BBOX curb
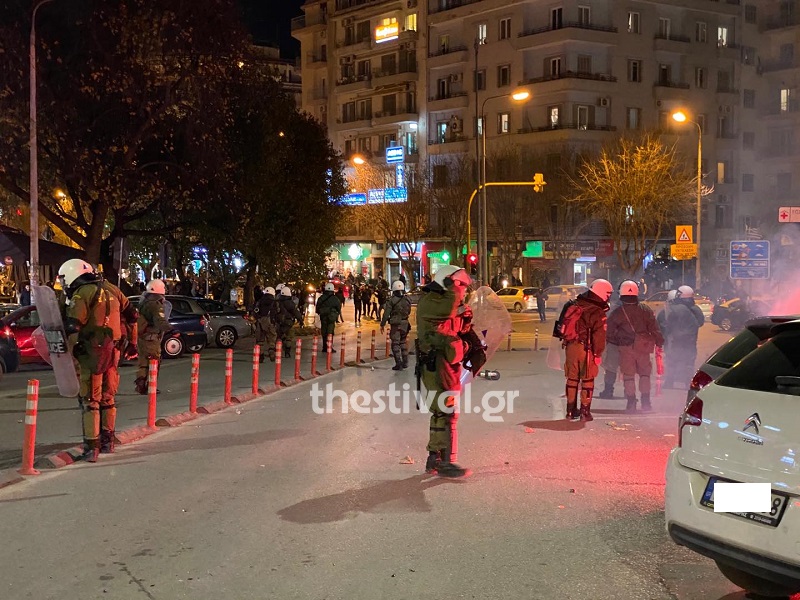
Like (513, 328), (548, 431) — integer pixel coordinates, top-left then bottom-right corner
(115, 425), (158, 446)
(36, 445), (84, 469)
(230, 391), (262, 404)
(156, 411), (200, 428)
(0, 471), (24, 490)
(196, 400), (229, 415)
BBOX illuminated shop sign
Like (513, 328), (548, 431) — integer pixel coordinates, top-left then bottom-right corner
(375, 19), (399, 43)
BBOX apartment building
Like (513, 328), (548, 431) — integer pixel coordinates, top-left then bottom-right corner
(295, 0), (768, 285)
(252, 45), (303, 107)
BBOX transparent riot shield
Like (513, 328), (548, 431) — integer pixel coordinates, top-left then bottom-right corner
(460, 286), (513, 385)
(30, 285), (80, 397)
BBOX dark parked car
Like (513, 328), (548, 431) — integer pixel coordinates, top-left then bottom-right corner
(1, 305), (45, 364)
(0, 323), (20, 375)
(128, 296), (211, 358)
(711, 297), (770, 331)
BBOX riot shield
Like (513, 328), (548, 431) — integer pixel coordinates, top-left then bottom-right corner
(460, 286), (513, 386)
(31, 285), (80, 397)
(163, 299), (172, 319)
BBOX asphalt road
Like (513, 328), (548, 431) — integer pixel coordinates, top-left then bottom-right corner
(0, 304), (750, 600)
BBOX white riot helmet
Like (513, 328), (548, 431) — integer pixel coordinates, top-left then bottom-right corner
(281, 286), (292, 296)
(57, 259), (95, 287)
(146, 279), (166, 295)
(325, 283), (335, 292)
(589, 278), (614, 301)
(264, 286), (275, 296)
(276, 283), (285, 292)
(433, 265), (471, 288)
(392, 280), (404, 292)
(677, 285), (694, 298)
(667, 289), (678, 301)
(619, 280), (639, 297)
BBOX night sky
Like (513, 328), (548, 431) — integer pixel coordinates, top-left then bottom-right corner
(240, 0), (303, 58)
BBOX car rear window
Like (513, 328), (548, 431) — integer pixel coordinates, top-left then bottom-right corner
(523, 288), (536, 295)
(706, 328), (761, 369)
(715, 329), (800, 393)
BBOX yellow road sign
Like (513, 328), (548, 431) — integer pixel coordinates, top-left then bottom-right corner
(676, 225), (693, 244)
(671, 243), (697, 260)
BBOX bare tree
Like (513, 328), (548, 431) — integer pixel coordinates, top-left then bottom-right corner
(430, 154), (474, 263)
(569, 133), (697, 274)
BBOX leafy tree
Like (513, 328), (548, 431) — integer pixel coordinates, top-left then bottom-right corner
(569, 133), (697, 274)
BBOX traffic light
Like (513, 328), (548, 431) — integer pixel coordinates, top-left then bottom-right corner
(466, 253), (478, 275)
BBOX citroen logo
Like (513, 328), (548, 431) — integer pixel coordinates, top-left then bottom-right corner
(744, 413), (761, 435)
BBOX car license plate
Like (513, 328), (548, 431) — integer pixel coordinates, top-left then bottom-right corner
(700, 477), (788, 527)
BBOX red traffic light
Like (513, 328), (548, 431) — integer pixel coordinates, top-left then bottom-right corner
(467, 253), (478, 264)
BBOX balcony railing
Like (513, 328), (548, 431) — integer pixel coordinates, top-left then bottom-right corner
(428, 91), (469, 101)
(291, 14), (327, 31)
(520, 71), (617, 85)
(428, 134), (471, 145)
(518, 123), (617, 134)
(430, 0), (482, 14)
(518, 21), (617, 37)
(339, 114), (372, 124)
(761, 16), (800, 32)
(336, 74), (371, 86)
(761, 59), (799, 73)
(373, 65), (417, 79)
(654, 33), (691, 43)
(428, 44), (469, 58)
(654, 80), (691, 89)
(308, 53), (327, 64)
(716, 86), (739, 94)
(335, 0), (396, 13)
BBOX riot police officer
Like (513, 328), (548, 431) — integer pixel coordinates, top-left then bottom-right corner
(134, 279), (173, 394)
(380, 280), (412, 370)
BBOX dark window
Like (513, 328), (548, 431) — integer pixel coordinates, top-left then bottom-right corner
(743, 131), (755, 149)
(743, 89), (755, 108)
(745, 4), (757, 23)
(197, 299), (224, 313)
(170, 299), (194, 314)
(707, 328), (761, 369)
(742, 173), (754, 191)
(715, 330), (800, 393)
(433, 164), (449, 188)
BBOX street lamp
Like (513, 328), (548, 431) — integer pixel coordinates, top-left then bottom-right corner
(29, 0), (55, 290)
(478, 89), (531, 285)
(672, 110), (703, 288)
(352, 154), (366, 166)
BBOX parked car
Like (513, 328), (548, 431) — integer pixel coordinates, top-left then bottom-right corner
(193, 297), (251, 348)
(665, 318), (800, 598)
(1, 305), (45, 364)
(128, 296), (212, 358)
(542, 285), (588, 313)
(643, 291), (714, 321)
(687, 315), (800, 402)
(496, 286), (537, 313)
(0, 323), (20, 375)
(711, 297), (771, 331)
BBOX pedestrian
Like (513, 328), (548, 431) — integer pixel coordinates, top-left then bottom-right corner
(316, 283), (342, 352)
(399, 272), (406, 286)
(416, 265), (484, 477)
(380, 281), (412, 370)
(253, 285), (263, 305)
(59, 259), (138, 462)
(335, 286), (346, 323)
(554, 279), (612, 421)
(663, 285), (704, 389)
(360, 285), (374, 320)
(253, 286), (278, 362)
(535, 288), (546, 322)
(376, 284), (388, 321)
(639, 277), (648, 299)
(353, 284), (363, 327)
(19, 283), (31, 306)
(134, 279), (174, 395)
(276, 286), (304, 357)
(606, 280), (665, 413)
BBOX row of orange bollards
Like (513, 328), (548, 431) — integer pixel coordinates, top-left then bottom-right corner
(18, 330), (395, 475)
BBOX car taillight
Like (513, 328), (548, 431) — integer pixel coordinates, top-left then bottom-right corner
(689, 369), (714, 394)
(200, 318), (207, 326)
(3, 326), (11, 337)
(523, 295), (530, 301)
(678, 397), (703, 447)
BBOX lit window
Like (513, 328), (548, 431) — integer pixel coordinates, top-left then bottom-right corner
(627, 12), (640, 34)
(498, 112), (510, 134)
(477, 23), (487, 43)
(549, 106), (560, 128)
(717, 26), (728, 47)
(405, 14), (417, 32)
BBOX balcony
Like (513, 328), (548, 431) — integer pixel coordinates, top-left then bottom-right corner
(428, 45), (469, 69)
(716, 86), (739, 96)
(653, 33), (690, 53)
(520, 71), (617, 86)
(516, 22), (616, 49)
(429, 0), (482, 15)
(335, 74), (371, 91)
(654, 80), (690, 89)
(519, 21), (617, 37)
(336, 115), (372, 130)
(291, 14), (327, 32)
(763, 101), (800, 116)
(761, 16), (800, 32)
(427, 134), (472, 155)
(372, 109), (418, 126)
(760, 59), (799, 73)
(518, 123), (617, 134)
(306, 53), (328, 69)
(372, 65), (418, 86)
(335, 0), (399, 15)
(427, 91), (470, 111)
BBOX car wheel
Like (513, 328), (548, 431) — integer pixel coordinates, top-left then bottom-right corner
(513, 303), (523, 313)
(162, 335), (185, 359)
(715, 561), (799, 598)
(720, 317), (732, 331)
(215, 326), (237, 348)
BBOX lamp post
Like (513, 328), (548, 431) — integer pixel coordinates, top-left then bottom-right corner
(29, 0), (55, 291)
(672, 110), (702, 288)
(478, 90), (530, 284)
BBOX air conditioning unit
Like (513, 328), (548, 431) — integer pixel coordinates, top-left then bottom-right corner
(718, 105), (732, 113)
(407, 0), (418, 7)
(598, 97), (610, 107)
(449, 73), (462, 83)
(449, 117), (462, 132)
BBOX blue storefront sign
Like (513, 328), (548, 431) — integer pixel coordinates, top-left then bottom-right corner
(730, 241), (770, 279)
(342, 193), (367, 206)
(386, 146), (405, 164)
(368, 187), (407, 204)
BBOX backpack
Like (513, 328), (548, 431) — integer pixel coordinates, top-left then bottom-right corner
(553, 300), (584, 343)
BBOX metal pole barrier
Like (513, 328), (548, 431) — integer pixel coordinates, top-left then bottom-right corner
(294, 338), (302, 381)
(370, 329), (376, 360)
(339, 332), (346, 368)
(507, 331), (512, 352)
(385, 331), (391, 357)
(147, 359), (158, 429)
(534, 328), (539, 351)
(311, 335), (319, 376)
(326, 334), (333, 372)
(18, 379), (40, 475)
(189, 353), (200, 413)
(356, 330), (362, 363)
(252, 344), (260, 394)
(224, 348), (233, 405)
(275, 340), (283, 387)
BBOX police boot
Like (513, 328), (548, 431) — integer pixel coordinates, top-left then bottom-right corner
(565, 401), (580, 420)
(100, 430), (115, 454)
(134, 377), (147, 395)
(436, 448), (470, 478)
(625, 397), (638, 413)
(259, 353), (266, 364)
(268, 348), (276, 362)
(597, 388), (615, 399)
(425, 451), (441, 474)
(82, 439), (99, 463)
(392, 359), (403, 371)
(580, 403), (594, 421)
(640, 395), (652, 412)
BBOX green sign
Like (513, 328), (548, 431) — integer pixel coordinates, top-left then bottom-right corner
(522, 241), (544, 258)
(426, 250), (451, 263)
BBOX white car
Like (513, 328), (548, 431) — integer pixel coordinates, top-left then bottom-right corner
(665, 319), (800, 597)
(495, 286), (537, 313)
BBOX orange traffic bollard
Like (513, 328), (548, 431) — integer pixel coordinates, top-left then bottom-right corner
(189, 353), (200, 413)
(311, 335), (319, 376)
(534, 328), (539, 351)
(326, 335), (333, 372)
(294, 339), (302, 381)
(339, 333), (346, 368)
(275, 340), (283, 387)
(224, 348), (233, 405)
(18, 379), (40, 476)
(356, 330), (362, 363)
(370, 330), (376, 360)
(252, 345), (260, 394)
(147, 359), (158, 429)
